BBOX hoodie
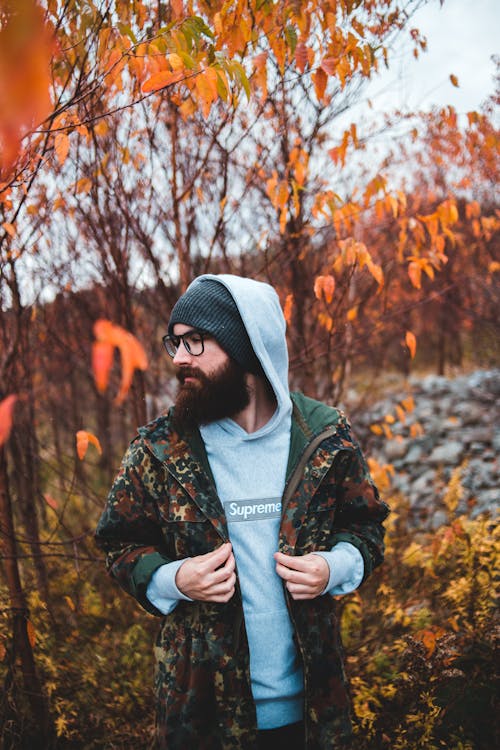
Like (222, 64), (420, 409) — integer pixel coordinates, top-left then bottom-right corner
(147, 274), (363, 729)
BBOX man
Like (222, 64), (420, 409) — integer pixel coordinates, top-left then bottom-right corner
(95, 274), (389, 750)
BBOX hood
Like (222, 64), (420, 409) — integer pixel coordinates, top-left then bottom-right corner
(183, 274), (292, 424)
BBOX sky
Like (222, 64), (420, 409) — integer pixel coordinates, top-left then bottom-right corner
(366, 0), (499, 115)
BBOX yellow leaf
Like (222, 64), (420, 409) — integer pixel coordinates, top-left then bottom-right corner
(405, 330), (417, 359)
(168, 53), (184, 71)
(346, 306), (358, 321)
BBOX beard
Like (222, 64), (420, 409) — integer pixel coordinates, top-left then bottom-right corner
(173, 358), (250, 431)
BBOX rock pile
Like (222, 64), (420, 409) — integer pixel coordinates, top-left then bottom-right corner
(354, 369), (499, 529)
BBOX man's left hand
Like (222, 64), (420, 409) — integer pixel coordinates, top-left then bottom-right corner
(274, 552), (329, 599)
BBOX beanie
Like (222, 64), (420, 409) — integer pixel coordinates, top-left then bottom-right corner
(168, 279), (262, 375)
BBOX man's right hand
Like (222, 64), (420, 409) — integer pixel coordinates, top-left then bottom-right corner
(175, 542), (236, 602)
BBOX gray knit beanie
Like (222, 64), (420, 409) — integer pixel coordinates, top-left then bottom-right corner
(168, 279), (262, 375)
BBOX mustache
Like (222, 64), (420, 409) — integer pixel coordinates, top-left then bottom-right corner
(176, 366), (207, 385)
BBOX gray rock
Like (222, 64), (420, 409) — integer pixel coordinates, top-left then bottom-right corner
(428, 442), (463, 465)
(385, 439), (408, 461)
(431, 510), (449, 529)
(405, 444), (424, 464)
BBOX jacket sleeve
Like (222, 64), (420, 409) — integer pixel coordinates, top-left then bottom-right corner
(94, 437), (172, 616)
(329, 431), (390, 582)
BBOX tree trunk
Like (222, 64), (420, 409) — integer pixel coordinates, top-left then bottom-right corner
(0, 448), (53, 748)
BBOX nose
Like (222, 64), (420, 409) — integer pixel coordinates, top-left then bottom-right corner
(172, 341), (193, 366)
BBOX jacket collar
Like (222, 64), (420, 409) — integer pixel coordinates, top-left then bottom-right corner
(138, 414), (229, 541)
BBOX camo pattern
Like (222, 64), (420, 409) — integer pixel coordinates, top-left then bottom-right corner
(95, 394), (389, 749)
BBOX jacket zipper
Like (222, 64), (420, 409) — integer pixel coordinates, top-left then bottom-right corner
(280, 423), (339, 748)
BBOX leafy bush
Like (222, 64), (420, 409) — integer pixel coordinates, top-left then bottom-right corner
(343, 468), (499, 749)
(1, 470), (498, 748)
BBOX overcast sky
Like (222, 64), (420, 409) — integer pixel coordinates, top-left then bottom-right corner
(366, 0), (499, 115)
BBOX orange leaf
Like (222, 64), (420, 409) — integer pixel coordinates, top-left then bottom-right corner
(93, 319), (148, 403)
(367, 261), (384, 287)
(76, 430), (102, 460)
(54, 132), (70, 165)
(405, 330), (417, 359)
(312, 68), (327, 101)
(283, 293), (294, 325)
(26, 620), (36, 648)
(142, 69), (185, 93)
(408, 261), (422, 289)
(450, 74), (459, 88)
(2, 222), (15, 237)
(92, 340), (114, 393)
(0, 1), (54, 176)
(0, 395), (17, 447)
(401, 396), (415, 413)
(314, 275), (335, 304)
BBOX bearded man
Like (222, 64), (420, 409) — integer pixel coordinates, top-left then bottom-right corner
(95, 274), (389, 750)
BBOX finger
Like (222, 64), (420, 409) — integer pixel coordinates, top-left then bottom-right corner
(275, 562), (310, 584)
(199, 542), (233, 571)
(207, 572), (237, 597)
(209, 554), (236, 584)
(203, 573), (237, 602)
(273, 552), (311, 571)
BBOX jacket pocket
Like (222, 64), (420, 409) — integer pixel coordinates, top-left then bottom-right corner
(155, 483), (219, 558)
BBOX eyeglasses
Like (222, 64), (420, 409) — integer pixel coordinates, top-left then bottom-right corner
(162, 329), (209, 358)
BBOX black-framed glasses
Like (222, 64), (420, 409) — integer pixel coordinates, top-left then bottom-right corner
(162, 329), (209, 358)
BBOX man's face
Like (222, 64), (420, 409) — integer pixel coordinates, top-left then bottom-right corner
(172, 323), (250, 429)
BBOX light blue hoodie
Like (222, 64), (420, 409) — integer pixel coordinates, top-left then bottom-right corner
(147, 274), (363, 729)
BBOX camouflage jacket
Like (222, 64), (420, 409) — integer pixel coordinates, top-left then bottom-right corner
(95, 392), (389, 749)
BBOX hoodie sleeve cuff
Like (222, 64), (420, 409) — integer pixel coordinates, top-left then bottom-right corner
(313, 542), (364, 596)
(146, 559), (194, 615)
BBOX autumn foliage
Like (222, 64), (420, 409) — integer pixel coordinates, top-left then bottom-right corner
(0, 0), (498, 747)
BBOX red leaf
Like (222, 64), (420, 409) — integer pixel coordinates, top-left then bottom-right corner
(320, 57), (337, 76)
(0, 395), (17, 447)
(295, 42), (308, 74)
